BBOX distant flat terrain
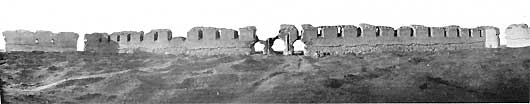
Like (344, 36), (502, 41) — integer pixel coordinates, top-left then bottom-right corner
(0, 48), (529, 103)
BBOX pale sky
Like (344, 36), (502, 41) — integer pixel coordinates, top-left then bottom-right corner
(0, 0), (529, 51)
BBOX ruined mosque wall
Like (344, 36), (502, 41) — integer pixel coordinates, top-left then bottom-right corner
(85, 29), (181, 54)
(301, 24), (499, 56)
(83, 26), (258, 55)
(3, 30), (78, 52)
(4, 24), (500, 56)
(177, 26), (258, 55)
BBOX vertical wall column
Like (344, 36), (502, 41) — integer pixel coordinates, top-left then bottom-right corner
(377, 26), (395, 38)
(445, 26), (460, 37)
(430, 27), (445, 37)
(322, 26), (338, 38)
(482, 26), (500, 48)
(359, 23), (377, 37)
(342, 25), (359, 38)
(459, 28), (471, 38)
(278, 24), (299, 55)
(239, 26), (257, 41)
(220, 29), (238, 40)
(411, 25), (430, 38)
(261, 38), (277, 55)
(301, 24), (318, 42)
(397, 26), (413, 37)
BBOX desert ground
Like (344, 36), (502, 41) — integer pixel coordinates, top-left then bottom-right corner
(1, 48), (529, 103)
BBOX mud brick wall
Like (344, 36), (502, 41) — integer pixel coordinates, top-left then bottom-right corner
(301, 23), (500, 56)
(3, 30), (78, 52)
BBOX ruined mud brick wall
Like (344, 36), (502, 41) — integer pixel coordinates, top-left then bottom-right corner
(83, 26), (258, 55)
(85, 29), (178, 54)
(301, 24), (499, 56)
(505, 24), (530, 47)
(84, 33), (119, 53)
(108, 29), (175, 53)
(3, 30), (78, 52)
(180, 26), (258, 55)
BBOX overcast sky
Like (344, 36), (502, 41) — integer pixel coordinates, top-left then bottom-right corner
(0, 0), (529, 51)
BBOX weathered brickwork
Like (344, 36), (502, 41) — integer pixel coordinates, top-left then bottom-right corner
(83, 26), (258, 55)
(3, 30), (78, 52)
(301, 24), (500, 56)
(3, 23), (503, 56)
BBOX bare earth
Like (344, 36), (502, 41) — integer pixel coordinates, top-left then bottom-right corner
(0, 48), (529, 103)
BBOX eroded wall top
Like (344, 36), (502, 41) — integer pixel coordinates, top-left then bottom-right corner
(184, 26), (258, 49)
(3, 30), (78, 52)
(301, 23), (495, 47)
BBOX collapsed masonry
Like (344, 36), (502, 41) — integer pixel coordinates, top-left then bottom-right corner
(299, 23), (500, 56)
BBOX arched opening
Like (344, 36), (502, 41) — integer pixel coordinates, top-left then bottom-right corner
(271, 39), (286, 54)
(198, 30), (203, 40)
(456, 29), (461, 37)
(98, 38), (102, 42)
(443, 29), (447, 37)
(375, 27), (381, 37)
(167, 31), (172, 41)
(410, 28), (414, 37)
(293, 40), (306, 55)
(253, 42), (265, 53)
(117, 35), (120, 41)
(107, 36), (111, 42)
(140, 34), (143, 41)
(35, 39), (39, 44)
(154, 32), (158, 41)
(337, 26), (343, 37)
(215, 30), (221, 39)
(51, 39), (55, 44)
(127, 34), (131, 41)
(393, 30), (398, 37)
(234, 31), (239, 39)
(356, 27), (362, 37)
(317, 28), (322, 37)
(468, 29), (472, 37)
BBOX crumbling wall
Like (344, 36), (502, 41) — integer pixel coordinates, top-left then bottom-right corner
(85, 29), (179, 54)
(108, 30), (175, 53)
(3, 30), (78, 52)
(301, 24), (498, 56)
(397, 26), (413, 37)
(505, 24), (530, 47)
(277, 24), (299, 55)
(180, 26), (258, 55)
(84, 33), (119, 53)
(482, 26), (500, 48)
(82, 26), (258, 55)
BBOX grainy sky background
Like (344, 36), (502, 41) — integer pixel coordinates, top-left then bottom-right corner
(0, 0), (529, 51)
